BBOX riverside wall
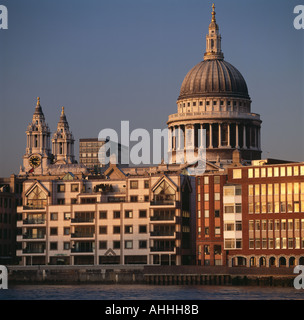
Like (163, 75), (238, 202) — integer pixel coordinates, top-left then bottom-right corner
(5, 265), (297, 287)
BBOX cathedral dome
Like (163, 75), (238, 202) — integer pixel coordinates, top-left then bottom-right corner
(178, 59), (250, 100)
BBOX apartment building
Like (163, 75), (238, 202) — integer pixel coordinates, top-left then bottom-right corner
(16, 163), (195, 266)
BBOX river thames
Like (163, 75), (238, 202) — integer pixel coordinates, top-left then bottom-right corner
(0, 284), (303, 300)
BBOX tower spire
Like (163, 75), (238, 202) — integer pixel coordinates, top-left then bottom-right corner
(211, 3), (216, 22)
(204, 3), (224, 60)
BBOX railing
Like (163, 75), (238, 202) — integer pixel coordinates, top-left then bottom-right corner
(23, 219), (46, 225)
(150, 200), (175, 206)
(71, 218), (95, 223)
(71, 248), (94, 253)
(23, 234), (46, 240)
(71, 233), (95, 238)
(23, 205), (45, 210)
(150, 215), (175, 221)
(150, 231), (175, 237)
(150, 247), (175, 252)
(22, 248), (45, 254)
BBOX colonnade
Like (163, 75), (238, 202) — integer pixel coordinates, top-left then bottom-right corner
(168, 122), (261, 151)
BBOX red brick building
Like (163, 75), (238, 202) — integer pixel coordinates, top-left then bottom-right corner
(196, 160), (304, 268)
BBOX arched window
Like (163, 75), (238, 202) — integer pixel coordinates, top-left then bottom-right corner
(27, 186), (47, 209)
(250, 257), (256, 267)
(289, 257), (296, 267)
(259, 257), (266, 267)
(279, 257), (286, 267)
(299, 257), (304, 265)
(269, 257), (276, 267)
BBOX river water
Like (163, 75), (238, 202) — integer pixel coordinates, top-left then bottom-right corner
(0, 284), (304, 300)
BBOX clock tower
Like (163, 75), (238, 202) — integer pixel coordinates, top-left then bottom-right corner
(20, 97), (52, 175)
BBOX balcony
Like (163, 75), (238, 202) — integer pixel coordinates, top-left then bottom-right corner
(150, 200), (176, 207)
(23, 218), (46, 225)
(150, 231), (175, 237)
(150, 247), (175, 252)
(71, 233), (95, 239)
(71, 218), (95, 224)
(23, 205), (45, 210)
(71, 248), (94, 253)
(23, 234), (46, 240)
(22, 247), (45, 254)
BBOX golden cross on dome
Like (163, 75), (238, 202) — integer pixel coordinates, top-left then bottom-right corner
(37, 97), (40, 105)
(61, 106), (65, 114)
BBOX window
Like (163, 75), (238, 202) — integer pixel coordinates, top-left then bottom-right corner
(204, 210), (209, 218)
(254, 168), (260, 178)
(99, 241), (107, 250)
(57, 185), (65, 192)
(64, 227), (70, 235)
(50, 227), (58, 236)
(214, 193), (220, 201)
(139, 225), (147, 233)
(71, 184), (79, 192)
(125, 240), (133, 249)
(215, 227), (221, 235)
(50, 242), (58, 250)
(113, 211), (120, 219)
(99, 226), (107, 234)
(64, 242), (70, 250)
(125, 225), (133, 234)
(26, 186), (47, 208)
(204, 176), (209, 185)
(99, 211), (107, 219)
(113, 241), (120, 249)
(57, 199), (65, 205)
(139, 240), (147, 249)
(125, 210), (133, 218)
(50, 213), (58, 221)
(236, 221), (242, 231)
(280, 166), (286, 176)
(233, 169), (242, 179)
(214, 176), (220, 184)
(274, 167), (279, 177)
(139, 210), (147, 218)
(267, 167), (273, 177)
(113, 226), (120, 234)
(130, 196), (138, 202)
(64, 212), (71, 220)
(248, 168), (253, 178)
(144, 180), (149, 189)
(130, 181), (138, 189)
(214, 210), (220, 218)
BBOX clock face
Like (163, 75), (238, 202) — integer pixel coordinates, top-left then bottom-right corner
(29, 156), (41, 168)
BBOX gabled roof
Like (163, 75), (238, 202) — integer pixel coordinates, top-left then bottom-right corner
(24, 181), (50, 197)
(151, 175), (178, 192)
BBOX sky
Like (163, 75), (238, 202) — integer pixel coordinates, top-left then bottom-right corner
(0, 0), (303, 176)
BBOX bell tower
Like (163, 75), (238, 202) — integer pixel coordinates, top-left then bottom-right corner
(52, 107), (75, 164)
(20, 97), (52, 175)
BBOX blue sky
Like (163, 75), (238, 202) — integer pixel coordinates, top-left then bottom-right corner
(0, 0), (303, 176)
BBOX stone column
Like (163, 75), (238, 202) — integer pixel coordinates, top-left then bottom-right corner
(209, 123), (213, 148)
(227, 123), (231, 148)
(200, 124), (204, 148)
(218, 123), (222, 147)
(235, 123), (239, 148)
(243, 125), (247, 149)
(168, 127), (172, 152)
